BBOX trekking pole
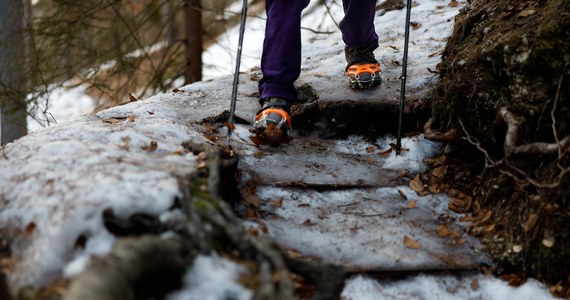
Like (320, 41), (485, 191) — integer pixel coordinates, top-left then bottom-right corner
(227, 0), (248, 142)
(396, 0), (413, 155)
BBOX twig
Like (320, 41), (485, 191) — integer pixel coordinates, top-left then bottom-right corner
(458, 118), (502, 168)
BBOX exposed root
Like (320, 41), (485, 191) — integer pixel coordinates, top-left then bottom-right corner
(424, 117), (460, 142)
(498, 107), (570, 155)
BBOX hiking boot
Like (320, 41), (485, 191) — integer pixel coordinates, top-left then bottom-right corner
(345, 46), (382, 90)
(251, 97), (292, 146)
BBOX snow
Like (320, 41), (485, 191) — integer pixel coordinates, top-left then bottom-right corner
(166, 255), (253, 300)
(0, 0), (556, 299)
(342, 273), (555, 300)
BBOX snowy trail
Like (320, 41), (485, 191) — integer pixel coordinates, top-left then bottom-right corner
(0, 0), (556, 299)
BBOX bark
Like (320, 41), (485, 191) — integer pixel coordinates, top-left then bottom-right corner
(184, 0), (203, 84)
(0, 0), (27, 144)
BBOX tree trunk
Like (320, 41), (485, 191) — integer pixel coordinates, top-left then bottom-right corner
(0, 0), (27, 144)
(184, 0), (203, 84)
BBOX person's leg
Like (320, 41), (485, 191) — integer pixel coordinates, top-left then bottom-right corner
(340, 0), (381, 89)
(258, 0), (310, 104)
(339, 0), (378, 50)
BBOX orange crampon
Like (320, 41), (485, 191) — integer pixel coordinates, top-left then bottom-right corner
(346, 63), (382, 90)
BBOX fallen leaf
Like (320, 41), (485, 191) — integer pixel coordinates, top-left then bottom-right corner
(365, 157), (376, 164)
(518, 9), (536, 17)
(428, 183), (440, 194)
(407, 200), (417, 209)
(523, 213), (539, 233)
(378, 147), (393, 156)
(142, 141), (158, 152)
(432, 166), (448, 178)
(366, 146), (376, 153)
(404, 235), (420, 249)
(436, 224), (451, 237)
(246, 208), (257, 220)
(254, 151), (265, 159)
(119, 136), (131, 150)
(126, 115), (136, 122)
(302, 219), (314, 226)
(243, 194), (260, 208)
(448, 197), (471, 213)
(471, 278), (479, 290)
(225, 121), (236, 131)
(449, 0), (458, 7)
(350, 225), (360, 232)
(24, 222), (36, 237)
(499, 274), (527, 287)
(128, 93), (138, 102)
(453, 238), (466, 245)
(258, 220), (269, 234)
(411, 21), (422, 30)
(398, 189), (408, 200)
(273, 198), (283, 208)
(103, 117), (121, 124)
(172, 88), (181, 93)
(409, 174), (424, 194)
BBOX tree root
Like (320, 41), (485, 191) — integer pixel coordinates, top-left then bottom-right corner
(423, 117), (460, 142)
(498, 107), (570, 155)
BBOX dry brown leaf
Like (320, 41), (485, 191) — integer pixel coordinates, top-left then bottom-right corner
(225, 121), (236, 131)
(518, 9), (536, 17)
(366, 146), (376, 153)
(258, 219), (269, 234)
(411, 21), (422, 30)
(409, 174), (424, 194)
(246, 208), (257, 220)
(254, 151), (265, 159)
(365, 157), (377, 164)
(103, 117), (121, 124)
(128, 93), (138, 102)
(398, 189), (408, 200)
(273, 198), (283, 208)
(142, 141), (158, 152)
(24, 222), (36, 237)
(499, 274), (527, 287)
(378, 147), (393, 156)
(404, 235), (420, 249)
(448, 197), (472, 213)
(302, 219), (314, 226)
(243, 194), (260, 208)
(523, 213), (539, 233)
(119, 136), (131, 150)
(436, 224), (451, 237)
(428, 183), (440, 194)
(432, 166), (448, 178)
(453, 238), (466, 245)
(448, 0), (458, 7)
(471, 278), (479, 290)
(407, 200), (417, 209)
(449, 230), (461, 239)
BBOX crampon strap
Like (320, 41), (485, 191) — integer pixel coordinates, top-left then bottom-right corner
(254, 108), (292, 129)
(346, 63), (381, 77)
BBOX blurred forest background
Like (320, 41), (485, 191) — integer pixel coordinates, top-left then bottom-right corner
(0, 0), (268, 144)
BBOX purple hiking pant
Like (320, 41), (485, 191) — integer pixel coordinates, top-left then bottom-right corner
(259, 0), (379, 104)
